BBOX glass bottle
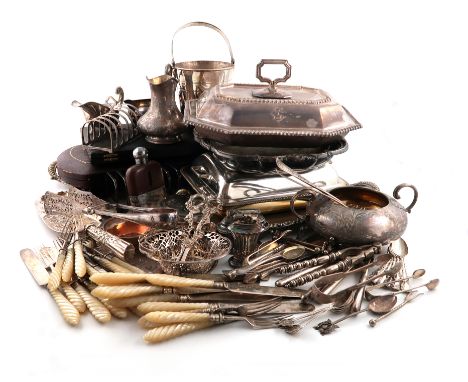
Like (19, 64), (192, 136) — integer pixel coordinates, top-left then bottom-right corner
(125, 147), (165, 207)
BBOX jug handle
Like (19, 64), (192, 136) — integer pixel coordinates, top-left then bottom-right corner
(393, 183), (418, 213)
(290, 189), (316, 219)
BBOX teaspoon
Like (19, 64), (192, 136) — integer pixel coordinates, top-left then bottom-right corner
(314, 294), (398, 335)
(369, 291), (422, 327)
(367, 268), (425, 291)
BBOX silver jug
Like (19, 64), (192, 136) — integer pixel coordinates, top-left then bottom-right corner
(137, 74), (186, 144)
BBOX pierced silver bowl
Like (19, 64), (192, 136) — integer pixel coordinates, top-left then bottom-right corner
(139, 229), (231, 275)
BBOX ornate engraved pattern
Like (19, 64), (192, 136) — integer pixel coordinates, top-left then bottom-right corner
(306, 189), (410, 244)
(139, 229), (231, 275)
(86, 225), (134, 259)
(214, 86), (331, 105)
(192, 119), (361, 138)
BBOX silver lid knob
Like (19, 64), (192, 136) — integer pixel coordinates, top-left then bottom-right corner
(133, 147), (148, 165)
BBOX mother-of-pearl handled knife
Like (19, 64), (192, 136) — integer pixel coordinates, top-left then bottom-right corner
(90, 272), (304, 298)
(20, 248), (80, 326)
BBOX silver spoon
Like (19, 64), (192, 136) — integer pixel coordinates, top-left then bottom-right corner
(366, 268), (426, 294)
(372, 268), (425, 287)
(315, 294), (398, 335)
(248, 245), (305, 268)
(243, 230), (291, 266)
(371, 278), (439, 298)
(369, 291), (422, 327)
(225, 246), (305, 281)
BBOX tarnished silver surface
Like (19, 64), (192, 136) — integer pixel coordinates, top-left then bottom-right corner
(185, 60), (361, 147)
(85, 224), (135, 261)
(277, 245), (381, 288)
(227, 209), (269, 267)
(77, 87), (142, 153)
(291, 184), (418, 244)
(252, 59), (292, 99)
(39, 190), (136, 261)
(167, 21), (234, 104)
(195, 131), (348, 175)
(38, 186), (178, 228)
(139, 229), (232, 275)
(181, 153), (347, 208)
(137, 74), (186, 144)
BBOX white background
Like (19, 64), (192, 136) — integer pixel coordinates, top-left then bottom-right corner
(1, 0), (467, 380)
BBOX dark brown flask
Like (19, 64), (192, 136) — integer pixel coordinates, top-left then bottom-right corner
(125, 147), (165, 207)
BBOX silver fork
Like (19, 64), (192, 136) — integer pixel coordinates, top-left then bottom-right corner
(219, 312), (299, 329)
(138, 297), (282, 315)
(37, 246), (87, 314)
(138, 309), (297, 330)
(39, 245), (112, 323)
(278, 292), (355, 334)
(47, 218), (76, 291)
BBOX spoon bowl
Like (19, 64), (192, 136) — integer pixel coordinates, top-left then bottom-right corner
(281, 246), (306, 261)
(368, 295), (397, 314)
(426, 278), (440, 291)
